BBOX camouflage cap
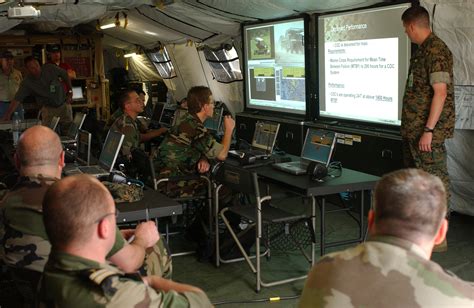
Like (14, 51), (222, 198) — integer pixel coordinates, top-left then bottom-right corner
(102, 181), (144, 203)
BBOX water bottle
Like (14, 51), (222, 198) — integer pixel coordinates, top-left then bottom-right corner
(12, 112), (21, 146)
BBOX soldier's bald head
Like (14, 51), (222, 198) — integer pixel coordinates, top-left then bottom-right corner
(16, 125), (63, 168)
(373, 168), (446, 240)
(43, 175), (115, 249)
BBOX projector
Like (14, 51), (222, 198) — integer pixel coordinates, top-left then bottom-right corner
(8, 6), (41, 18)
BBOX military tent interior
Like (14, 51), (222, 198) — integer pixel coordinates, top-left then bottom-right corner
(0, 0), (473, 306)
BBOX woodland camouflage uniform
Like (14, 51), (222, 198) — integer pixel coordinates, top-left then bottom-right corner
(401, 32), (455, 202)
(299, 236), (474, 308)
(155, 113), (222, 198)
(110, 113), (141, 157)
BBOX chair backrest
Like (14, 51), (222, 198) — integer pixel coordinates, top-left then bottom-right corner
(215, 163), (261, 198)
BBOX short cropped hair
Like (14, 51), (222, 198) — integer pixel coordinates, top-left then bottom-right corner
(374, 168), (446, 240)
(43, 175), (112, 249)
(187, 86), (212, 114)
(117, 89), (137, 110)
(16, 126), (62, 168)
(401, 6), (430, 28)
(24, 56), (38, 66)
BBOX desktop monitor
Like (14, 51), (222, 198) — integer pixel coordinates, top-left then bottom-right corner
(151, 102), (165, 123)
(160, 107), (176, 127)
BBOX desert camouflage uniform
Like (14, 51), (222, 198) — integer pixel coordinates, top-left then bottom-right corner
(0, 175), (126, 273)
(110, 113), (141, 157)
(39, 251), (212, 308)
(299, 236), (474, 308)
(155, 113), (222, 198)
(401, 33), (455, 202)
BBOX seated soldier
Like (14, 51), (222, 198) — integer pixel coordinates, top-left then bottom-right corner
(110, 89), (167, 160)
(299, 169), (474, 308)
(40, 175), (212, 307)
(155, 86), (235, 198)
(0, 126), (171, 300)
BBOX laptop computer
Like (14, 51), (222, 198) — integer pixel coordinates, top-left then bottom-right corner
(72, 86), (85, 101)
(76, 129), (91, 165)
(48, 116), (60, 131)
(60, 112), (86, 144)
(273, 128), (336, 175)
(160, 107), (176, 128)
(150, 102), (165, 124)
(203, 106), (223, 133)
(229, 121), (280, 159)
(67, 130), (124, 177)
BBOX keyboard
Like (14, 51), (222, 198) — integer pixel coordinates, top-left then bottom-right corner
(78, 166), (106, 174)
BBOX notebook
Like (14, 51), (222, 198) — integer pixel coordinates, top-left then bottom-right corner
(72, 86), (85, 101)
(229, 121), (280, 159)
(66, 130), (124, 177)
(203, 106), (223, 133)
(273, 129), (337, 175)
(48, 116), (60, 131)
(151, 102), (165, 125)
(75, 129), (91, 165)
(60, 112), (86, 144)
(159, 107), (176, 127)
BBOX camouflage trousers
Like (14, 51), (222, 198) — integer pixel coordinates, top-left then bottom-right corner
(158, 178), (208, 199)
(143, 238), (172, 279)
(402, 139), (450, 206)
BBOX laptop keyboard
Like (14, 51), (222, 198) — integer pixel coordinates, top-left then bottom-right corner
(78, 166), (106, 174)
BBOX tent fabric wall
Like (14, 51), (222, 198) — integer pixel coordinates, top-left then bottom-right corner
(421, 0), (474, 214)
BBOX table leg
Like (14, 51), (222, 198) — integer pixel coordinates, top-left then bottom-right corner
(320, 197), (326, 256)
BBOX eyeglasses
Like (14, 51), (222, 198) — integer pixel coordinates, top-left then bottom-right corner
(93, 209), (120, 224)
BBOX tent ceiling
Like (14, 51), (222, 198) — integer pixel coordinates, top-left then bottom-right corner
(0, 0), (391, 49)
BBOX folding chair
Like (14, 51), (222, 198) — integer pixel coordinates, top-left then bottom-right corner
(133, 151), (213, 257)
(214, 163), (314, 292)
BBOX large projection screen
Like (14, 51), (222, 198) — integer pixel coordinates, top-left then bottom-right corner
(318, 3), (411, 126)
(243, 17), (308, 116)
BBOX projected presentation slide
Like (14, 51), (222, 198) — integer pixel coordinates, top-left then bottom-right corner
(318, 3), (411, 126)
(244, 18), (306, 115)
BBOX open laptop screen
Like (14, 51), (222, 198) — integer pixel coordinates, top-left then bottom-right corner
(151, 103), (165, 123)
(66, 112), (85, 138)
(72, 86), (84, 101)
(99, 130), (124, 171)
(252, 121), (280, 151)
(160, 107), (175, 126)
(301, 129), (336, 166)
(76, 130), (91, 165)
(203, 107), (223, 132)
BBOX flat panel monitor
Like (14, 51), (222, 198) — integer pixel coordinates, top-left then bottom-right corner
(318, 3), (411, 126)
(243, 16), (308, 116)
(151, 102), (165, 123)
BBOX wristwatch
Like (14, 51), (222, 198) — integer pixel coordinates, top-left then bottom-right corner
(423, 126), (434, 133)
